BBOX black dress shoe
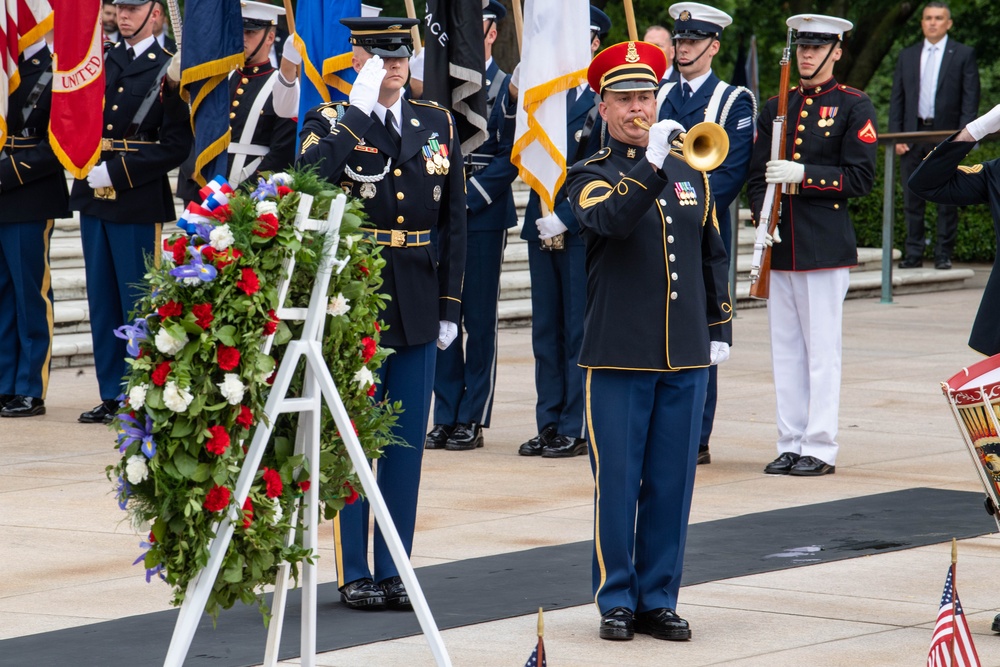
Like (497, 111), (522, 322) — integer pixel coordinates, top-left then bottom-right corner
(79, 399), (119, 424)
(763, 451), (800, 475)
(788, 455), (835, 476)
(635, 608), (691, 641)
(339, 577), (386, 610)
(379, 576), (412, 611)
(898, 257), (923, 269)
(542, 434), (588, 458)
(518, 424), (556, 456)
(445, 423), (484, 451)
(599, 606), (634, 640)
(697, 446), (711, 465)
(1, 395), (45, 418)
(992, 612), (1000, 633)
(424, 424), (453, 450)
(935, 257), (952, 270)
(0, 394), (14, 410)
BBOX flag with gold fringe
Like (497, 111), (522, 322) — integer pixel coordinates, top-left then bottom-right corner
(49, 0), (103, 178)
(510, 0), (590, 211)
(1, 0), (53, 146)
(180, 0), (243, 187)
(293, 0), (360, 124)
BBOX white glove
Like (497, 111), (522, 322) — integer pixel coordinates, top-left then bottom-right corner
(646, 119), (685, 170)
(282, 35), (302, 65)
(966, 103), (1000, 141)
(710, 341), (730, 365)
(536, 213), (568, 240)
(437, 320), (458, 350)
(510, 63), (520, 91)
(87, 162), (112, 189)
(765, 160), (805, 184)
(350, 55), (386, 116)
(167, 50), (181, 83)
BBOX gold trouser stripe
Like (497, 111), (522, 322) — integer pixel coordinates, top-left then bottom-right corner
(39, 219), (54, 399)
(586, 368), (607, 608)
(153, 223), (162, 270)
(333, 512), (345, 587)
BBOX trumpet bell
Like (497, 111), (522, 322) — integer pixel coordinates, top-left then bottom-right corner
(678, 121), (730, 172)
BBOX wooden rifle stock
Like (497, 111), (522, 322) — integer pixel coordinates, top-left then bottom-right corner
(748, 31), (794, 300)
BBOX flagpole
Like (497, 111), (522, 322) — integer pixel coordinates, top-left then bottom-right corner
(403, 0), (423, 55)
(282, 0), (295, 35)
(949, 538), (957, 666)
(512, 0), (523, 55)
(623, 0), (638, 41)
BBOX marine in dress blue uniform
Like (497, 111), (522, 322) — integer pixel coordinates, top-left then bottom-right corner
(0, 41), (67, 418)
(657, 2), (754, 464)
(296, 17), (466, 611)
(747, 15), (877, 476)
(566, 41), (732, 642)
(426, 0), (518, 452)
(517, 6), (610, 459)
(71, 0), (192, 424)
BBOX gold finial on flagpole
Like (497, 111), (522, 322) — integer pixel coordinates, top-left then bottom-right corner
(537, 607), (544, 638)
(951, 537), (957, 564)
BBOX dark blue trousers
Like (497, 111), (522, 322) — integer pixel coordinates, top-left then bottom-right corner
(587, 366), (708, 614)
(80, 216), (160, 400)
(334, 340), (435, 585)
(0, 220), (54, 398)
(433, 229), (506, 427)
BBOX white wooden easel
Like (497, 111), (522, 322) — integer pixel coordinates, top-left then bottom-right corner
(163, 193), (452, 666)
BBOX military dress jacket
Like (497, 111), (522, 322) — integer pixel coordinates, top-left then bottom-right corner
(176, 61), (297, 204)
(909, 136), (1000, 356)
(69, 40), (192, 223)
(464, 59), (517, 231)
(297, 99), (466, 348)
(566, 137), (732, 371)
(0, 47), (69, 223)
(747, 77), (878, 271)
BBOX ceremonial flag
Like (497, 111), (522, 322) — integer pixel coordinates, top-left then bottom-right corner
(423, 0), (487, 154)
(928, 567), (980, 667)
(50, 0), (103, 178)
(0, 0), (53, 145)
(293, 0), (360, 125)
(511, 0), (590, 211)
(523, 638), (545, 667)
(180, 0), (243, 187)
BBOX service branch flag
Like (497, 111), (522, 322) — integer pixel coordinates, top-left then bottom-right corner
(1, 0), (53, 146)
(928, 567), (980, 667)
(293, 0), (360, 126)
(50, 0), (102, 178)
(511, 0), (590, 211)
(180, 0), (243, 187)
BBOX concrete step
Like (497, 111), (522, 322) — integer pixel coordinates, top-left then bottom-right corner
(51, 267), (87, 301)
(50, 332), (94, 369)
(50, 235), (84, 269)
(499, 267), (532, 301)
(54, 299), (90, 335)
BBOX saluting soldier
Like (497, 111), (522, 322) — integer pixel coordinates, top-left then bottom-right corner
(176, 1), (295, 204)
(425, 0), (518, 452)
(0, 38), (67, 418)
(297, 17), (466, 612)
(566, 41), (732, 642)
(747, 15), (878, 476)
(71, 0), (192, 424)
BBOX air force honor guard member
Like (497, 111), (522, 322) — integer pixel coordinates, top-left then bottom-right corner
(297, 16), (466, 612)
(747, 15), (878, 476)
(72, 0), (192, 424)
(566, 41), (732, 642)
(657, 2), (754, 465)
(426, 0), (518, 452)
(0, 39), (66, 418)
(176, 1), (296, 204)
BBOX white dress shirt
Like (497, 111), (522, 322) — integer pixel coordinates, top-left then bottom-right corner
(918, 35), (948, 120)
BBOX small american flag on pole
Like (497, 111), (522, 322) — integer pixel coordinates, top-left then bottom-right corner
(928, 567), (980, 667)
(524, 607), (546, 667)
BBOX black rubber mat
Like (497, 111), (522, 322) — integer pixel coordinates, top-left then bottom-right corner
(1, 487), (993, 666)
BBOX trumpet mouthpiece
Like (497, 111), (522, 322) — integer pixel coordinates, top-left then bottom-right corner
(632, 117), (651, 131)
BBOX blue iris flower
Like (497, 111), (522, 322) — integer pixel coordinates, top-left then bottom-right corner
(189, 221), (216, 244)
(118, 412), (157, 458)
(168, 245), (217, 283)
(115, 476), (131, 510)
(113, 318), (149, 357)
(251, 178), (278, 201)
(133, 540), (165, 582)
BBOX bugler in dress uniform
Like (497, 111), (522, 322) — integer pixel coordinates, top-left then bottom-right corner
(566, 39), (732, 643)
(296, 16), (466, 613)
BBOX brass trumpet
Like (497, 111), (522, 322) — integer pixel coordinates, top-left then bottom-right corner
(632, 117), (730, 172)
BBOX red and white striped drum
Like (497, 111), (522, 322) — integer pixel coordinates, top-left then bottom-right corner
(943, 354), (1000, 531)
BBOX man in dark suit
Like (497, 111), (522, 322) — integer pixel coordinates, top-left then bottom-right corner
(297, 16), (466, 612)
(0, 39), (68, 418)
(71, 0), (192, 424)
(644, 25), (679, 84)
(890, 1), (979, 270)
(425, 0), (518, 452)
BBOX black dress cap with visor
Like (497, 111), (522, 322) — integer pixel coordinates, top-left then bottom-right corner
(341, 17), (418, 58)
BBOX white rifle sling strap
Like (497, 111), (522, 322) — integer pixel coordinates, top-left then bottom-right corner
(229, 70), (279, 187)
(655, 81), (676, 118)
(706, 81), (758, 127)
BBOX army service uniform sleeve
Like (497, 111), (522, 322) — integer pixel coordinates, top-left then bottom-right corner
(437, 109), (467, 324)
(909, 135), (990, 207)
(296, 103), (374, 180)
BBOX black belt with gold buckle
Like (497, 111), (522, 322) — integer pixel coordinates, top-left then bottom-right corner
(360, 228), (431, 248)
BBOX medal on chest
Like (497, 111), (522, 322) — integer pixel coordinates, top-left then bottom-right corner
(422, 133), (450, 175)
(674, 181), (698, 206)
(817, 106), (839, 128)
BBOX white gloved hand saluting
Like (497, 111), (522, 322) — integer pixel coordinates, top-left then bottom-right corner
(966, 103), (1000, 142)
(87, 162), (112, 189)
(645, 119), (685, 170)
(282, 35), (302, 66)
(350, 55), (386, 117)
(437, 320), (458, 350)
(710, 341), (730, 365)
(765, 160), (805, 184)
(535, 213), (568, 240)
(166, 50), (181, 83)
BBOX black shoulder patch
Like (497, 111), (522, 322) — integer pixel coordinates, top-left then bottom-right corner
(584, 147), (611, 165)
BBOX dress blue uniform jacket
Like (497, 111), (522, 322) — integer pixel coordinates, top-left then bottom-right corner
(909, 136), (1000, 356)
(297, 99), (466, 348)
(747, 78), (878, 271)
(465, 60), (517, 230)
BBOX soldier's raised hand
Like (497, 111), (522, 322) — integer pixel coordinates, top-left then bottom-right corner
(966, 103), (1000, 142)
(350, 55), (386, 116)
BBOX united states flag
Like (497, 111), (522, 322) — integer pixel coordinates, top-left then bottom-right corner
(524, 637), (545, 667)
(928, 567), (980, 667)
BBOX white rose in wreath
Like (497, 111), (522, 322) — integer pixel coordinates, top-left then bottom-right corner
(163, 381), (194, 413)
(129, 384), (149, 410)
(218, 373), (246, 405)
(353, 366), (374, 391)
(125, 454), (150, 484)
(271, 498), (283, 525)
(155, 327), (188, 356)
(327, 293), (350, 317)
(255, 200), (278, 217)
(210, 223), (235, 251)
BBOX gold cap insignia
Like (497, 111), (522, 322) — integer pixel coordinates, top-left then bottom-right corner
(625, 42), (639, 63)
(388, 24), (402, 30)
(679, 10), (691, 21)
